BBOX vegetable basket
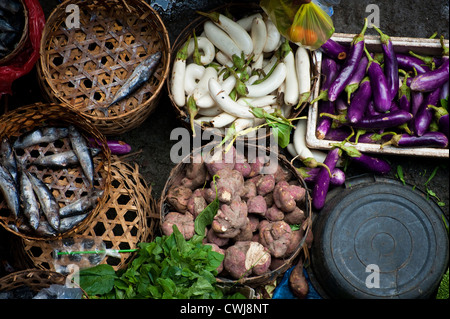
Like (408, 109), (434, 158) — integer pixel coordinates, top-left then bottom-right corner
(307, 34), (449, 158)
(37, 0), (171, 136)
(0, 0), (28, 65)
(0, 102), (111, 241)
(159, 142), (312, 288)
(167, 2), (320, 142)
(14, 156), (159, 271)
(0, 269), (88, 299)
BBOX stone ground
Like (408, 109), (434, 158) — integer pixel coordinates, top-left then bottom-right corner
(1, 0), (448, 279)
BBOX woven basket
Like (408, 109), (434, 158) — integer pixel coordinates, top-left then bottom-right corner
(16, 156), (159, 271)
(0, 0), (28, 65)
(0, 102), (111, 241)
(0, 269), (88, 298)
(37, 0), (171, 135)
(167, 3), (319, 141)
(159, 142), (312, 287)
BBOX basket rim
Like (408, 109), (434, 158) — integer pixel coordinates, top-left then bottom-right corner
(158, 141), (312, 286)
(0, 102), (112, 241)
(37, 0), (171, 121)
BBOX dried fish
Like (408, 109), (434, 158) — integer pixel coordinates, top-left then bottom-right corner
(108, 51), (162, 107)
(26, 171), (60, 231)
(68, 126), (95, 187)
(18, 168), (40, 230)
(13, 127), (69, 149)
(59, 213), (90, 233)
(0, 1), (21, 14)
(0, 164), (20, 218)
(59, 190), (104, 218)
(0, 137), (17, 183)
(0, 18), (15, 32)
(32, 148), (101, 169)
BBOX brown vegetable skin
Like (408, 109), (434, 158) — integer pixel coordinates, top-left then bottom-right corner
(284, 229), (303, 257)
(234, 152), (252, 178)
(206, 227), (229, 247)
(265, 205), (284, 221)
(223, 241), (271, 279)
(161, 212), (195, 240)
(181, 154), (208, 189)
(247, 195), (267, 215)
(204, 145), (236, 175)
(242, 180), (257, 201)
(214, 168), (245, 203)
(273, 165), (293, 183)
(289, 259), (309, 299)
(284, 207), (306, 225)
(247, 157), (264, 177)
(187, 189), (207, 218)
(259, 220), (292, 258)
(234, 217), (253, 241)
(256, 174), (276, 196)
(167, 185), (193, 213)
(211, 198), (248, 238)
(273, 181), (306, 213)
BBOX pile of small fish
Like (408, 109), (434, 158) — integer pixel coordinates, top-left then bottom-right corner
(0, 0), (26, 60)
(0, 125), (104, 237)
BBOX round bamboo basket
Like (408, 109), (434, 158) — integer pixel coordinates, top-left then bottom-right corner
(0, 0), (28, 65)
(167, 3), (319, 142)
(37, 0), (171, 135)
(0, 102), (111, 241)
(159, 142), (312, 288)
(17, 156), (159, 271)
(0, 269), (88, 299)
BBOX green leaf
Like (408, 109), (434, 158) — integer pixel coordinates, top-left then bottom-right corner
(396, 165), (406, 185)
(194, 175), (220, 236)
(79, 264), (117, 296)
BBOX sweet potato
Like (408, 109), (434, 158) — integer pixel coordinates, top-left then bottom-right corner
(161, 212), (195, 240)
(204, 145), (236, 175)
(206, 227), (229, 247)
(247, 157), (264, 177)
(234, 152), (252, 178)
(242, 180), (257, 201)
(211, 197), (248, 238)
(214, 168), (245, 204)
(259, 220), (292, 258)
(247, 195), (267, 215)
(284, 229), (303, 257)
(256, 174), (276, 196)
(223, 241), (271, 279)
(187, 189), (207, 218)
(273, 181), (306, 213)
(284, 207), (306, 225)
(181, 154), (208, 190)
(265, 205), (284, 222)
(166, 185), (193, 213)
(273, 165), (293, 183)
(289, 259), (309, 299)
(234, 217), (253, 241)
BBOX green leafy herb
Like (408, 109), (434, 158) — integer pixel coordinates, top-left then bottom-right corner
(194, 175), (220, 237)
(396, 165), (406, 185)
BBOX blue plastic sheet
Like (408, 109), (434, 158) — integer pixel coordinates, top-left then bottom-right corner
(272, 266), (322, 299)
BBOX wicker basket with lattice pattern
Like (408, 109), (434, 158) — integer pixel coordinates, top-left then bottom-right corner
(37, 0), (171, 135)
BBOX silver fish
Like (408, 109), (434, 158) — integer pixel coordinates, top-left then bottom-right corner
(0, 1), (21, 14)
(13, 127), (69, 149)
(59, 190), (104, 217)
(59, 212), (90, 233)
(0, 137), (17, 183)
(32, 148), (101, 168)
(0, 164), (20, 218)
(108, 51), (162, 107)
(0, 18), (16, 32)
(26, 171), (60, 231)
(68, 125), (95, 187)
(18, 168), (40, 230)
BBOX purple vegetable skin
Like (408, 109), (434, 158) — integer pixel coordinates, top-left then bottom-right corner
(428, 104), (449, 138)
(88, 137), (132, 155)
(383, 132), (449, 148)
(328, 18), (368, 102)
(312, 147), (341, 210)
(300, 167), (345, 186)
(364, 46), (391, 112)
(410, 57), (449, 92)
(397, 73), (411, 112)
(413, 87), (441, 136)
(351, 153), (391, 174)
(373, 26), (399, 100)
(347, 76), (372, 124)
(344, 55), (369, 104)
(396, 53), (431, 74)
(320, 38), (349, 60)
(350, 109), (413, 129)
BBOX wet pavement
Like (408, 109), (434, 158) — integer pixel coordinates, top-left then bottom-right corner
(0, 0), (449, 283)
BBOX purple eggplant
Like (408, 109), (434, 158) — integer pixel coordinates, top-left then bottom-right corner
(313, 57), (341, 103)
(316, 100), (335, 140)
(413, 87), (441, 136)
(320, 38), (349, 60)
(410, 91), (424, 117)
(410, 57), (449, 92)
(350, 109), (413, 129)
(382, 132), (449, 148)
(88, 137), (132, 155)
(440, 80), (449, 100)
(364, 46), (391, 112)
(396, 53), (431, 74)
(347, 76), (372, 124)
(328, 18), (368, 102)
(332, 143), (391, 174)
(299, 167), (346, 186)
(373, 26), (399, 101)
(312, 147), (341, 210)
(344, 55), (369, 104)
(398, 72), (411, 112)
(335, 96), (348, 115)
(428, 104), (449, 138)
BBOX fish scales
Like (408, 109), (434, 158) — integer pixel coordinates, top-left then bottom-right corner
(18, 169), (40, 230)
(13, 127), (69, 149)
(68, 126), (95, 187)
(0, 164), (20, 218)
(32, 148), (100, 169)
(59, 190), (104, 217)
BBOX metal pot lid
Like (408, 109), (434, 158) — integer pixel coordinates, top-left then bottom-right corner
(310, 175), (449, 299)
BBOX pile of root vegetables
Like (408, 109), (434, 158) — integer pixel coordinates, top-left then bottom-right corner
(170, 10), (313, 136)
(161, 145), (311, 281)
(315, 19), (449, 149)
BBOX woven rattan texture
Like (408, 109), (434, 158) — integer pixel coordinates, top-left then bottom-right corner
(38, 0), (170, 135)
(19, 157), (159, 271)
(0, 103), (111, 241)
